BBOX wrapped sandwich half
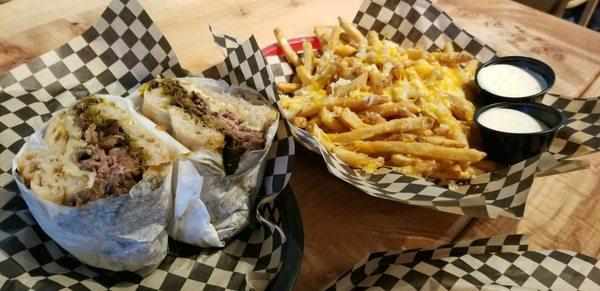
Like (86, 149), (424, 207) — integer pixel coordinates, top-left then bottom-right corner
(137, 77), (278, 247)
(12, 95), (172, 275)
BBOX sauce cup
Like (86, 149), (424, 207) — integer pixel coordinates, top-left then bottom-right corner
(474, 102), (564, 164)
(475, 56), (555, 104)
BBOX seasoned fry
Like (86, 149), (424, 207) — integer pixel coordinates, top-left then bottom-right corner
(302, 41), (314, 73)
(414, 129), (434, 136)
(390, 154), (437, 173)
(389, 154), (415, 166)
(296, 65), (312, 86)
(319, 107), (347, 132)
(338, 16), (366, 43)
(359, 111), (387, 125)
(332, 146), (384, 173)
(277, 82), (301, 94)
(367, 69), (391, 92)
(311, 124), (383, 173)
(315, 62), (338, 89)
(339, 107), (368, 129)
(334, 44), (357, 57)
(333, 72), (368, 97)
(293, 94), (390, 118)
(291, 116), (308, 128)
(366, 30), (381, 46)
(329, 116), (434, 143)
(324, 94), (389, 111)
(325, 26), (342, 50)
(314, 26), (331, 49)
(419, 135), (466, 148)
(309, 123), (335, 150)
(463, 59), (479, 78)
(297, 101), (322, 117)
(274, 28), (300, 67)
(447, 92), (475, 121)
(368, 101), (419, 118)
(428, 164), (472, 180)
(443, 41), (454, 53)
(339, 32), (353, 43)
(386, 133), (417, 142)
(352, 141), (486, 162)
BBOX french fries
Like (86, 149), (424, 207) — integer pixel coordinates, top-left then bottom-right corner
(339, 107), (368, 129)
(302, 41), (314, 73)
(291, 116), (308, 128)
(324, 95), (389, 111)
(359, 111), (387, 125)
(338, 16), (366, 43)
(418, 135), (466, 148)
(274, 17), (492, 182)
(333, 72), (368, 97)
(296, 65), (312, 86)
(368, 101), (419, 118)
(311, 124), (383, 173)
(351, 141), (486, 162)
(277, 82), (301, 94)
(274, 28), (300, 67)
(329, 116), (434, 143)
(319, 107), (347, 133)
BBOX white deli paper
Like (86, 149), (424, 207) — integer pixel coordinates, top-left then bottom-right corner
(11, 95), (174, 276)
(130, 78), (280, 248)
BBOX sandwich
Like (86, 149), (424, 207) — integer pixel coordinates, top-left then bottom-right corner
(138, 77), (279, 247)
(13, 95), (172, 275)
(140, 76), (278, 174)
(17, 95), (170, 205)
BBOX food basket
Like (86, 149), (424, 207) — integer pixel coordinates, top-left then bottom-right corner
(264, 0), (599, 219)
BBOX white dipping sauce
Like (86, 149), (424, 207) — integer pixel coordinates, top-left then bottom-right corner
(478, 108), (548, 133)
(477, 64), (546, 97)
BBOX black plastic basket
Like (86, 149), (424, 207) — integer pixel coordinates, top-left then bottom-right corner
(266, 186), (304, 290)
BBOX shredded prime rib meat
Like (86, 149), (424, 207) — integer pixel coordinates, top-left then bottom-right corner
(70, 104), (143, 206)
(74, 146), (142, 205)
(215, 109), (265, 150)
(158, 79), (267, 175)
(171, 88), (209, 120)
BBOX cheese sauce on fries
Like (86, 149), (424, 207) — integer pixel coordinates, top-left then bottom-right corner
(274, 18), (494, 183)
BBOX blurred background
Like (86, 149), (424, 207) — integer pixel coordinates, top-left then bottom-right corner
(515, 0), (599, 30)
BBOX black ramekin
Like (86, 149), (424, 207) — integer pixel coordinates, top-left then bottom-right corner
(475, 56), (555, 105)
(474, 102), (565, 164)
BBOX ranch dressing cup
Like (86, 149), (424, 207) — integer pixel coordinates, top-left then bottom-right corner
(474, 102), (564, 164)
(475, 56), (555, 104)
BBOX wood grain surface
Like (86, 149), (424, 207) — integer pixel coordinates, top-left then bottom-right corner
(0, 0), (598, 290)
(290, 146), (471, 288)
(435, 0), (600, 97)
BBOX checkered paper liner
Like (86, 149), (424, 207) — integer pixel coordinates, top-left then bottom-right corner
(266, 0), (600, 219)
(0, 0), (296, 290)
(325, 234), (600, 290)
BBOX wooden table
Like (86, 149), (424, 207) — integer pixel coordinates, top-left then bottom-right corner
(0, 0), (598, 290)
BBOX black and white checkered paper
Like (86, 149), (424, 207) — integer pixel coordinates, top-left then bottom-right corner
(325, 234), (600, 290)
(0, 0), (296, 290)
(266, 0), (600, 219)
